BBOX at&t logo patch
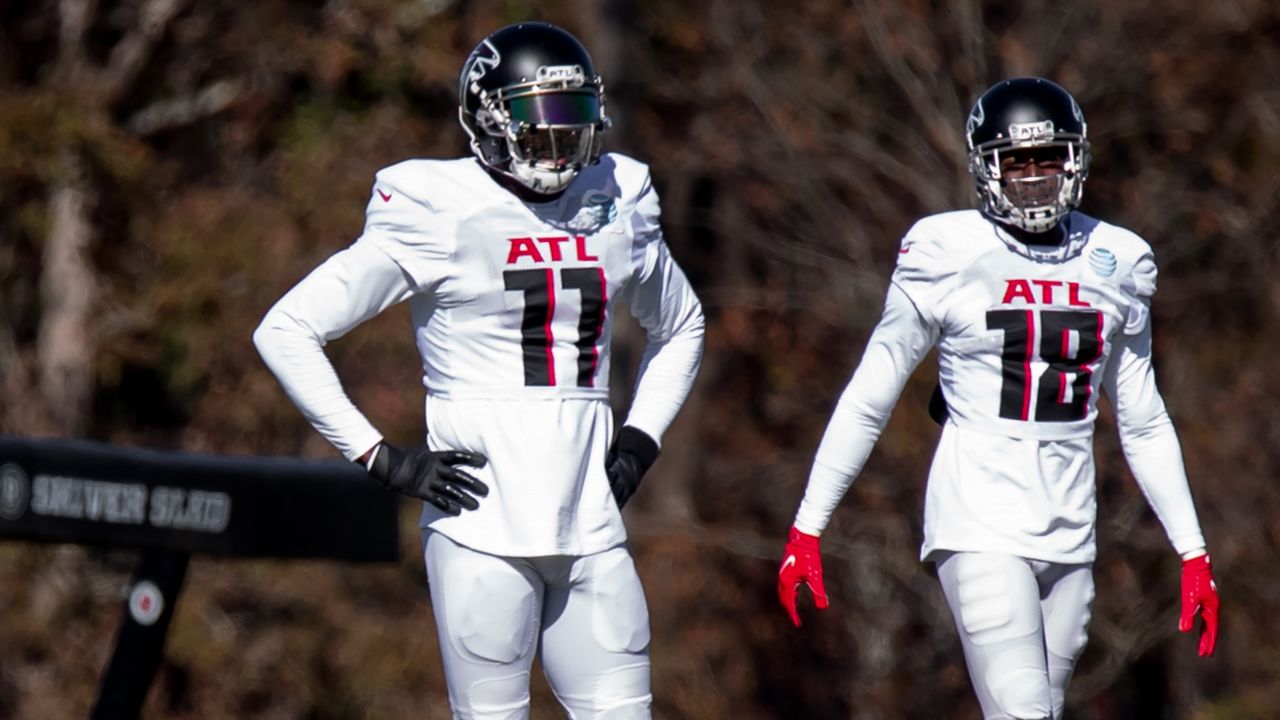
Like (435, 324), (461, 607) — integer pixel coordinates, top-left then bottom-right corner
(1088, 247), (1117, 277)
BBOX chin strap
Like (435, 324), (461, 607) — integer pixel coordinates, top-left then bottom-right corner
(511, 161), (579, 194)
(484, 164), (570, 202)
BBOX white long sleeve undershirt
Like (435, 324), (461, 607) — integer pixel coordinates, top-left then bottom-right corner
(254, 241), (413, 461)
(795, 284), (935, 535)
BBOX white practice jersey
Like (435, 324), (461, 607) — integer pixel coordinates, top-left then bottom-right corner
(255, 153), (705, 556)
(795, 210), (1205, 563)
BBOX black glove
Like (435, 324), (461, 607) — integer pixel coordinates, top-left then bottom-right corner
(367, 442), (489, 515)
(606, 426), (659, 510)
(928, 384), (950, 426)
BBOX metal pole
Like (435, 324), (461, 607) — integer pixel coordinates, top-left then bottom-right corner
(90, 550), (190, 720)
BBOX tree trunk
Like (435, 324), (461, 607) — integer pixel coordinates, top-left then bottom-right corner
(38, 150), (97, 435)
(0, 224), (25, 433)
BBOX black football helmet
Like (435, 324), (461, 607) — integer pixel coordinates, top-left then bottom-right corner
(965, 77), (1090, 233)
(458, 22), (610, 195)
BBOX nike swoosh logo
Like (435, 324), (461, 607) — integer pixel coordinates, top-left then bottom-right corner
(377, 189), (392, 202)
(779, 555), (796, 575)
(899, 247), (910, 254)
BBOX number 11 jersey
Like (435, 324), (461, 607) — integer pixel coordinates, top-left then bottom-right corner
(255, 153), (704, 557)
(365, 154), (703, 556)
(364, 156), (661, 401)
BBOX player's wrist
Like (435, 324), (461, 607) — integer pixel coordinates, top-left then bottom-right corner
(366, 442), (407, 487)
(788, 525), (821, 549)
(791, 518), (823, 538)
(615, 426), (659, 470)
(1182, 553), (1212, 573)
(1180, 547), (1208, 562)
(358, 441), (384, 471)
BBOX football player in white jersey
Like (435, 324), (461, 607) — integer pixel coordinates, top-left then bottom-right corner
(254, 22), (704, 719)
(776, 77), (1219, 719)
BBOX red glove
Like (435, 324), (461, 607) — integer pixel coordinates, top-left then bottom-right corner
(1178, 553), (1220, 657)
(778, 526), (829, 627)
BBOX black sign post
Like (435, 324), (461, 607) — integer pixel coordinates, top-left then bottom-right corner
(0, 435), (400, 720)
(91, 550), (190, 720)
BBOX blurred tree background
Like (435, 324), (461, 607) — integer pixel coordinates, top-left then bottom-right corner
(1, 0), (1278, 718)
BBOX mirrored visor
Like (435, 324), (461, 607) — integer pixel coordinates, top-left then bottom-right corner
(508, 92), (601, 125)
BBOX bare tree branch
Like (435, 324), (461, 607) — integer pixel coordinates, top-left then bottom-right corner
(101, 0), (191, 102)
(853, 0), (962, 175)
(125, 79), (244, 135)
(56, 0), (95, 75)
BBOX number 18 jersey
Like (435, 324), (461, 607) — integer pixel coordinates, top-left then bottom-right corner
(795, 209), (1206, 563)
(894, 209), (1153, 440)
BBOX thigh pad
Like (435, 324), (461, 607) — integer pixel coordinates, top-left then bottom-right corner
(446, 563), (539, 664)
(953, 556), (1037, 646)
(587, 550), (651, 654)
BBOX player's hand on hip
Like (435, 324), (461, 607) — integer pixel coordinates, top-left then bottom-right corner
(1179, 552), (1220, 657)
(778, 525), (830, 627)
(367, 442), (489, 515)
(606, 426), (659, 510)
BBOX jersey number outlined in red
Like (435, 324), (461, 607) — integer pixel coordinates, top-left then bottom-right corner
(504, 268), (608, 387)
(985, 308), (1104, 422)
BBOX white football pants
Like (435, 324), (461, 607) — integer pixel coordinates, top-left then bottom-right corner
(935, 552), (1095, 720)
(422, 529), (652, 720)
